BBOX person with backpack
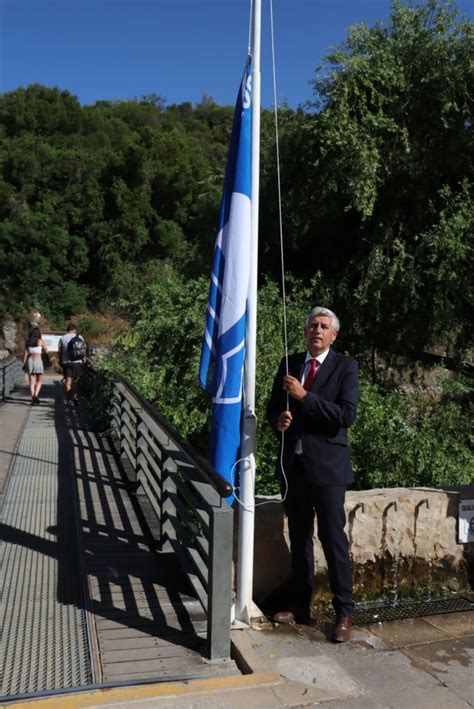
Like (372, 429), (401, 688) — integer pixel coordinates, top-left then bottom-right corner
(58, 323), (86, 406)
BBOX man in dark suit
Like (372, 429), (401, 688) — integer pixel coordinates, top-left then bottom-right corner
(266, 306), (358, 642)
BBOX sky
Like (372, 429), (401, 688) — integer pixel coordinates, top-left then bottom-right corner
(1, 0), (473, 109)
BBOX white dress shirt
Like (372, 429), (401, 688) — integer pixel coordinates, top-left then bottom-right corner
(295, 347), (331, 455)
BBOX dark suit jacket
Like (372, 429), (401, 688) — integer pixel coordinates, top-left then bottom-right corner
(266, 348), (359, 486)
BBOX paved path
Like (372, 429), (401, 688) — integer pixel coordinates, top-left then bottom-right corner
(1, 378), (238, 701)
(229, 612), (474, 708)
(0, 375), (32, 501)
(8, 610), (474, 708)
(2, 377), (92, 696)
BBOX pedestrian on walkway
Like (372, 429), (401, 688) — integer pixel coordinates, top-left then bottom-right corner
(266, 306), (359, 642)
(58, 323), (86, 406)
(23, 327), (48, 405)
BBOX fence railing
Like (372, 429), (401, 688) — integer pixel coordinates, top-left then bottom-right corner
(84, 366), (234, 661)
(0, 356), (23, 401)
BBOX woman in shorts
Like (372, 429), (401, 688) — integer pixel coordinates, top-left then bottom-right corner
(23, 327), (48, 405)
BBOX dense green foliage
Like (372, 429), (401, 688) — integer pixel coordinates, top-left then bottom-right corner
(260, 0), (473, 357)
(351, 372), (473, 489)
(101, 266), (473, 492)
(0, 89), (233, 316)
(1, 0), (473, 490)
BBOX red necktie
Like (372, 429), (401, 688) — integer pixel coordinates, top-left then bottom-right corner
(304, 358), (319, 391)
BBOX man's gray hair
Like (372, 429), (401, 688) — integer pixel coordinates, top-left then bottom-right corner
(306, 307), (340, 332)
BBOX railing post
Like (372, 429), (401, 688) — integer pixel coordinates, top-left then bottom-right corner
(135, 420), (147, 497)
(207, 504), (234, 660)
(111, 382), (122, 455)
(119, 387), (126, 459)
(160, 456), (178, 553)
(17, 358), (23, 386)
(0, 357), (24, 400)
(112, 382), (136, 485)
(5, 359), (11, 397)
(119, 388), (127, 458)
(133, 405), (143, 493)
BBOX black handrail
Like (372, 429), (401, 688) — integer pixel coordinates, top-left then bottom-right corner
(1, 355), (19, 368)
(1, 355), (23, 400)
(112, 371), (234, 499)
(84, 363), (234, 660)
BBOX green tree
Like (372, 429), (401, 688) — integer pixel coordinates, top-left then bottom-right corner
(0, 87), (233, 317)
(261, 0), (473, 357)
(350, 370), (473, 489)
(98, 270), (473, 494)
(0, 132), (90, 316)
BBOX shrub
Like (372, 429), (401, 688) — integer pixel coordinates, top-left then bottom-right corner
(102, 268), (473, 494)
(77, 314), (106, 341)
(350, 371), (474, 489)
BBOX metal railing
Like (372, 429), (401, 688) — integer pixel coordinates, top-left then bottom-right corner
(0, 356), (24, 401)
(84, 366), (234, 661)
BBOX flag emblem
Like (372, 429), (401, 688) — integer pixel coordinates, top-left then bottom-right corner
(199, 58), (252, 499)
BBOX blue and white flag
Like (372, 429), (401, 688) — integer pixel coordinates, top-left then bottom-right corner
(199, 58), (252, 500)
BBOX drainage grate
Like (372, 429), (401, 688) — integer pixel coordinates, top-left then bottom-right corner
(324, 593), (474, 625)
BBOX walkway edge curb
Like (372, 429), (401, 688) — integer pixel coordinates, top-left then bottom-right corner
(7, 672), (282, 707)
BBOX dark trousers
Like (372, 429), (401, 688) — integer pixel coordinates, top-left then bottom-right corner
(282, 456), (353, 617)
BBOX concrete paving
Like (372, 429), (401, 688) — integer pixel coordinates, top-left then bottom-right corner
(12, 610), (473, 707)
(228, 612), (474, 708)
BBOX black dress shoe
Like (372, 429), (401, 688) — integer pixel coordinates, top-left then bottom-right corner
(273, 607), (310, 625)
(273, 610), (295, 624)
(334, 614), (352, 642)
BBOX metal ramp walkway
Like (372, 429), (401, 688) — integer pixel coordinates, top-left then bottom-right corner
(1, 378), (238, 701)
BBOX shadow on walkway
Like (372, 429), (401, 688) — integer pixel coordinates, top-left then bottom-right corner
(1, 379), (225, 694)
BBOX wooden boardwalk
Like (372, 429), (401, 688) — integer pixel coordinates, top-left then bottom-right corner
(1, 377), (238, 699)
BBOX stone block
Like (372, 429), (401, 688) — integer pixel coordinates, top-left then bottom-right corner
(237, 487), (474, 604)
(1, 320), (18, 351)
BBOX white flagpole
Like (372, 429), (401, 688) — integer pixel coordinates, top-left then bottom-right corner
(236, 0), (261, 624)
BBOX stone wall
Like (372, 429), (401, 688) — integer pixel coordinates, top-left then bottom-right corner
(0, 312), (43, 359)
(0, 320), (18, 359)
(240, 487), (474, 606)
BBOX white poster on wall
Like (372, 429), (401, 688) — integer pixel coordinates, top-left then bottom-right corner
(42, 334), (62, 353)
(458, 500), (474, 543)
